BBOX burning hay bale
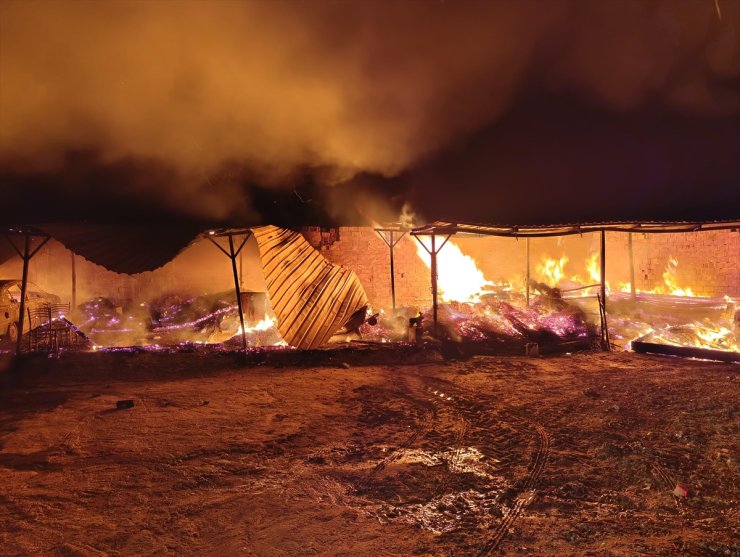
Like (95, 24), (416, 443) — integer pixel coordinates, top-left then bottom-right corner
(148, 291), (238, 342)
(434, 297), (596, 353)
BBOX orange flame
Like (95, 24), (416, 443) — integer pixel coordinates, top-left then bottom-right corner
(536, 255), (569, 285)
(237, 316), (276, 335)
(414, 238), (492, 303)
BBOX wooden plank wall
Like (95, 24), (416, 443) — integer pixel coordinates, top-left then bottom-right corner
(252, 226), (368, 349)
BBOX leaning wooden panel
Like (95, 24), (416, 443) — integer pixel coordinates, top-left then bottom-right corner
(251, 226), (369, 349)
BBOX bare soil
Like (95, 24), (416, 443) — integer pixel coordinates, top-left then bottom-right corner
(0, 350), (737, 556)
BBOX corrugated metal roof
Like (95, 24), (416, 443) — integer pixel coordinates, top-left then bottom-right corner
(252, 225), (368, 349)
(411, 220), (740, 238)
(0, 224), (201, 274)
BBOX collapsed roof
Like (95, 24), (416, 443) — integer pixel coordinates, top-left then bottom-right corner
(1, 220), (738, 275)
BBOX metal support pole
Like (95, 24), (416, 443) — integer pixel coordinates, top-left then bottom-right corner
(525, 237), (531, 306)
(431, 232), (438, 337)
(389, 230), (396, 310)
(207, 231), (250, 354)
(71, 251), (77, 310)
(600, 230), (609, 351)
(628, 232), (636, 299)
(16, 235), (31, 355)
(375, 228), (406, 311)
(228, 235), (248, 353)
(412, 231), (451, 340)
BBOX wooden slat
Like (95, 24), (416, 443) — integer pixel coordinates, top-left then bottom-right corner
(252, 226), (368, 349)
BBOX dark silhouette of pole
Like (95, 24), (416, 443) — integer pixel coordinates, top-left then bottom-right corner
(628, 232), (636, 299)
(207, 231), (251, 353)
(375, 228), (406, 311)
(71, 251), (77, 310)
(413, 231), (451, 339)
(389, 230), (396, 309)
(16, 235), (30, 355)
(431, 232), (438, 337)
(600, 230), (610, 350)
(228, 235), (248, 353)
(526, 237), (531, 306)
(6, 232), (50, 355)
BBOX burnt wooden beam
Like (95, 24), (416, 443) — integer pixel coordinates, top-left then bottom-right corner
(631, 340), (740, 363)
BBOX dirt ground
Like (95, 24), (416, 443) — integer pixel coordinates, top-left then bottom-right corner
(0, 349), (737, 556)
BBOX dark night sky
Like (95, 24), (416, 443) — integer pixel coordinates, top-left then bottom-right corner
(1, 0), (738, 227)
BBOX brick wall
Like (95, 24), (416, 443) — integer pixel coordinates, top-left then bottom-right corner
(610, 230), (740, 298)
(301, 227), (432, 310)
(302, 227), (739, 308)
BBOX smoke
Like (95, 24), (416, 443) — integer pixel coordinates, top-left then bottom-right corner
(0, 0), (738, 221)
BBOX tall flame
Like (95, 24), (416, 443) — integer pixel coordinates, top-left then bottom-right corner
(414, 238), (492, 303)
(536, 255), (569, 285)
(659, 257), (696, 297)
(585, 253), (600, 283)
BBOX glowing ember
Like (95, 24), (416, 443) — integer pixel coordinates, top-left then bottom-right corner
(414, 238), (492, 303)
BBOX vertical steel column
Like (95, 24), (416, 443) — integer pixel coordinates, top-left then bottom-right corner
(628, 232), (636, 299)
(600, 231), (606, 310)
(413, 230), (450, 340)
(389, 230), (396, 310)
(525, 237), (531, 306)
(430, 232), (438, 337)
(375, 229), (406, 311)
(71, 251), (77, 310)
(16, 235), (31, 355)
(600, 230), (610, 351)
(228, 234), (248, 353)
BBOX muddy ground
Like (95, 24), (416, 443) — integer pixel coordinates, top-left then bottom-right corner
(0, 349), (737, 556)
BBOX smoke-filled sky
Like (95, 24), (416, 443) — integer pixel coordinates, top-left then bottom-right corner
(1, 0), (738, 225)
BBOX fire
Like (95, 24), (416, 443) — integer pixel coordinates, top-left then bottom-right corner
(585, 253), (600, 284)
(238, 316), (276, 335)
(693, 323), (736, 351)
(658, 257), (696, 297)
(414, 238), (492, 303)
(645, 321), (738, 353)
(567, 254), (697, 298)
(536, 255), (569, 285)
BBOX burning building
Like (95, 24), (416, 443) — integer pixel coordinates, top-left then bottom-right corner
(0, 219), (737, 362)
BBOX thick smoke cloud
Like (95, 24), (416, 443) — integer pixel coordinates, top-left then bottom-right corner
(0, 0), (738, 222)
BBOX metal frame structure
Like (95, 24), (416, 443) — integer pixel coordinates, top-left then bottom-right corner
(411, 220), (739, 349)
(3, 227), (51, 354)
(411, 231), (452, 337)
(411, 220), (740, 238)
(374, 226), (408, 310)
(203, 228), (253, 353)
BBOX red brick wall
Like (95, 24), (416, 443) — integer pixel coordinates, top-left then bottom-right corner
(611, 230), (740, 298)
(301, 227), (432, 310)
(302, 227), (739, 308)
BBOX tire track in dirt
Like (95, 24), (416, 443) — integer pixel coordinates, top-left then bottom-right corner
(356, 376), (437, 488)
(417, 383), (470, 491)
(411, 374), (551, 555)
(479, 415), (550, 555)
